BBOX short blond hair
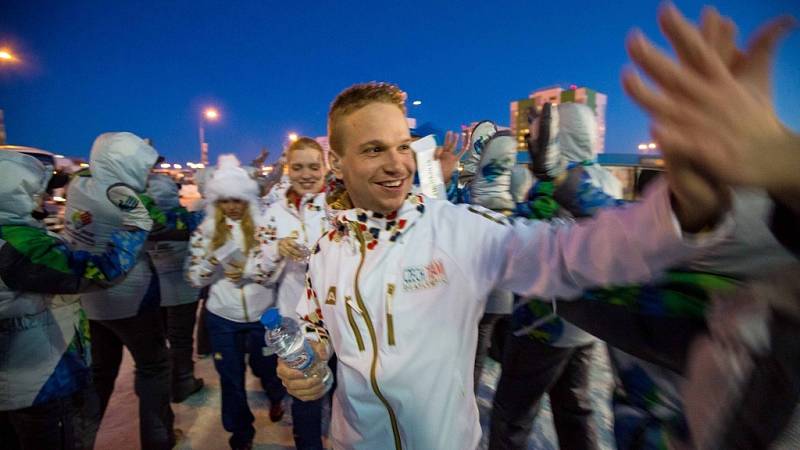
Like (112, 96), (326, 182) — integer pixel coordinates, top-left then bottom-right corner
(327, 82), (407, 155)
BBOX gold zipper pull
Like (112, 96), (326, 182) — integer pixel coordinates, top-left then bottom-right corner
(386, 283), (396, 346)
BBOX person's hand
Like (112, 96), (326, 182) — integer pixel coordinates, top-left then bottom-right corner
(276, 340), (330, 401)
(434, 131), (468, 184)
(278, 237), (310, 262)
(665, 152), (730, 232)
(252, 148), (270, 169)
(106, 184), (153, 232)
(223, 259), (244, 282)
(622, 4), (798, 196)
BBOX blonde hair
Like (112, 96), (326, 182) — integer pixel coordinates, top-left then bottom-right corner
(211, 202), (258, 255)
(327, 82), (407, 155)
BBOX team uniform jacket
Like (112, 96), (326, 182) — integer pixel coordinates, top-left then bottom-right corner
(297, 179), (726, 450)
(185, 216), (276, 323)
(260, 190), (331, 317)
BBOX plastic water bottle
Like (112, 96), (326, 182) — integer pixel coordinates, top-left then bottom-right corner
(260, 308), (333, 393)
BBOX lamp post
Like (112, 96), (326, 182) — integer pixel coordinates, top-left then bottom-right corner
(199, 108), (219, 165)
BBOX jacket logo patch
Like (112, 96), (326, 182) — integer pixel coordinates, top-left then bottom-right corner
(402, 259), (448, 292)
(326, 286), (337, 305)
(70, 210), (93, 229)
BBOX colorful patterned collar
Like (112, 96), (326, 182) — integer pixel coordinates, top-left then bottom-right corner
(322, 194), (426, 251)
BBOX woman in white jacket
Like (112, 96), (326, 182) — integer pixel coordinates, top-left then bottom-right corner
(261, 137), (331, 450)
(185, 155), (281, 450)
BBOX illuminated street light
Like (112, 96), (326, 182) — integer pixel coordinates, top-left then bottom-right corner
(0, 49), (16, 62)
(288, 132), (299, 142)
(160, 163), (171, 169)
(648, 142), (657, 149)
(412, 100), (422, 106)
(54, 154), (65, 158)
(173, 164), (182, 169)
(204, 108), (219, 121)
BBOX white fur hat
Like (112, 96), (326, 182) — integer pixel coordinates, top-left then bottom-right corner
(205, 154), (260, 204)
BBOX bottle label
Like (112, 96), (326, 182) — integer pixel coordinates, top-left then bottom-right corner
(285, 339), (315, 371)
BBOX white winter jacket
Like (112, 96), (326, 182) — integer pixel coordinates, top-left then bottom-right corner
(186, 216), (276, 323)
(297, 179), (728, 450)
(260, 190), (331, 317)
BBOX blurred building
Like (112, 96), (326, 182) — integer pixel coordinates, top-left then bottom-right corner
(510, 85), (607, 155)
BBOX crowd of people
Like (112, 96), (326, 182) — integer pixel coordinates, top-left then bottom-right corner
(1, 4), (798, 450)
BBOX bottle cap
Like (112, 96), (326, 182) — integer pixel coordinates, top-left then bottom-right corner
(260, 307), (282, 329)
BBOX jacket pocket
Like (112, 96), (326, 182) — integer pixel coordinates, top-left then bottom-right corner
(345, 296), (366, 352)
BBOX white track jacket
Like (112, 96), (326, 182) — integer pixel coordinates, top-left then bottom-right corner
(298, 180), (728, 450)
(261, 190), (331, 317)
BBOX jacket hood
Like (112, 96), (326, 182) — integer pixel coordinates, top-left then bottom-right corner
(89, 132), (158, 192)
(0, 151), (51, 227)
(194, 167), (216, 197)
(557, 103), (598, 163)
(146, 173), (181, 211)
(557, 103), (622, 198)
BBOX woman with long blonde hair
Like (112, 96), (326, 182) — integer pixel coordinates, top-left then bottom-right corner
(186, 154), (281, 450)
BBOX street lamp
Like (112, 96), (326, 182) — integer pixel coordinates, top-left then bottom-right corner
(0, 49), (17, 62)
(199, 107), (220, 166)
(288, 132), (299, 143)
(412, 100), (422, 106)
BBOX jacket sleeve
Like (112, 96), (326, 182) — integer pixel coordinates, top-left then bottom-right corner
(468, 178), (730, 302)
(241, 222), (287, 286)
(295, 255), (330, 350)
(184, 228), (220, 288)
(0, 225), (147, 294)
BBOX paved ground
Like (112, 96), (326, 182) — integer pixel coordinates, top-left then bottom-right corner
(95, 344), (616, 450)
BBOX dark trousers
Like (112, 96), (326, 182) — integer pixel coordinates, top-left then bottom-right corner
(196, 289), (212, 355)
(0, 387), (99, 450)
(206, 311), (286, 448)
(161, 301), (200, 393)
(489, 334), (598, 450)
(90, 309), (175, 450)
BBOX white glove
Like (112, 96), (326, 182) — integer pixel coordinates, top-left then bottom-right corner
(106, 184), (153, 232)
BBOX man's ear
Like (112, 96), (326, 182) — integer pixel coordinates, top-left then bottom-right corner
(329, 150), (343, 180)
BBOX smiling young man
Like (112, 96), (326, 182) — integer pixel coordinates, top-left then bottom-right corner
(277, 82), (730, 450)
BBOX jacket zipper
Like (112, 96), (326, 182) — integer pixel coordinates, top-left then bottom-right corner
(241, 289), (250, 322)
(345, 296), (366, 351)
(386, 283), (396, 346)
(351, 223), (403, 450)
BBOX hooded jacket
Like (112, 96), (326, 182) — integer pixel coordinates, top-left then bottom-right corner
(145, 174), (200, 306)
(64, 132), (158, 320)
(260, 189), (331, 317)
(297, 179), (726, 450)
(555, 103), (623, 200)
(0, 151), (147, 410)
(185, 155), (275, 323)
